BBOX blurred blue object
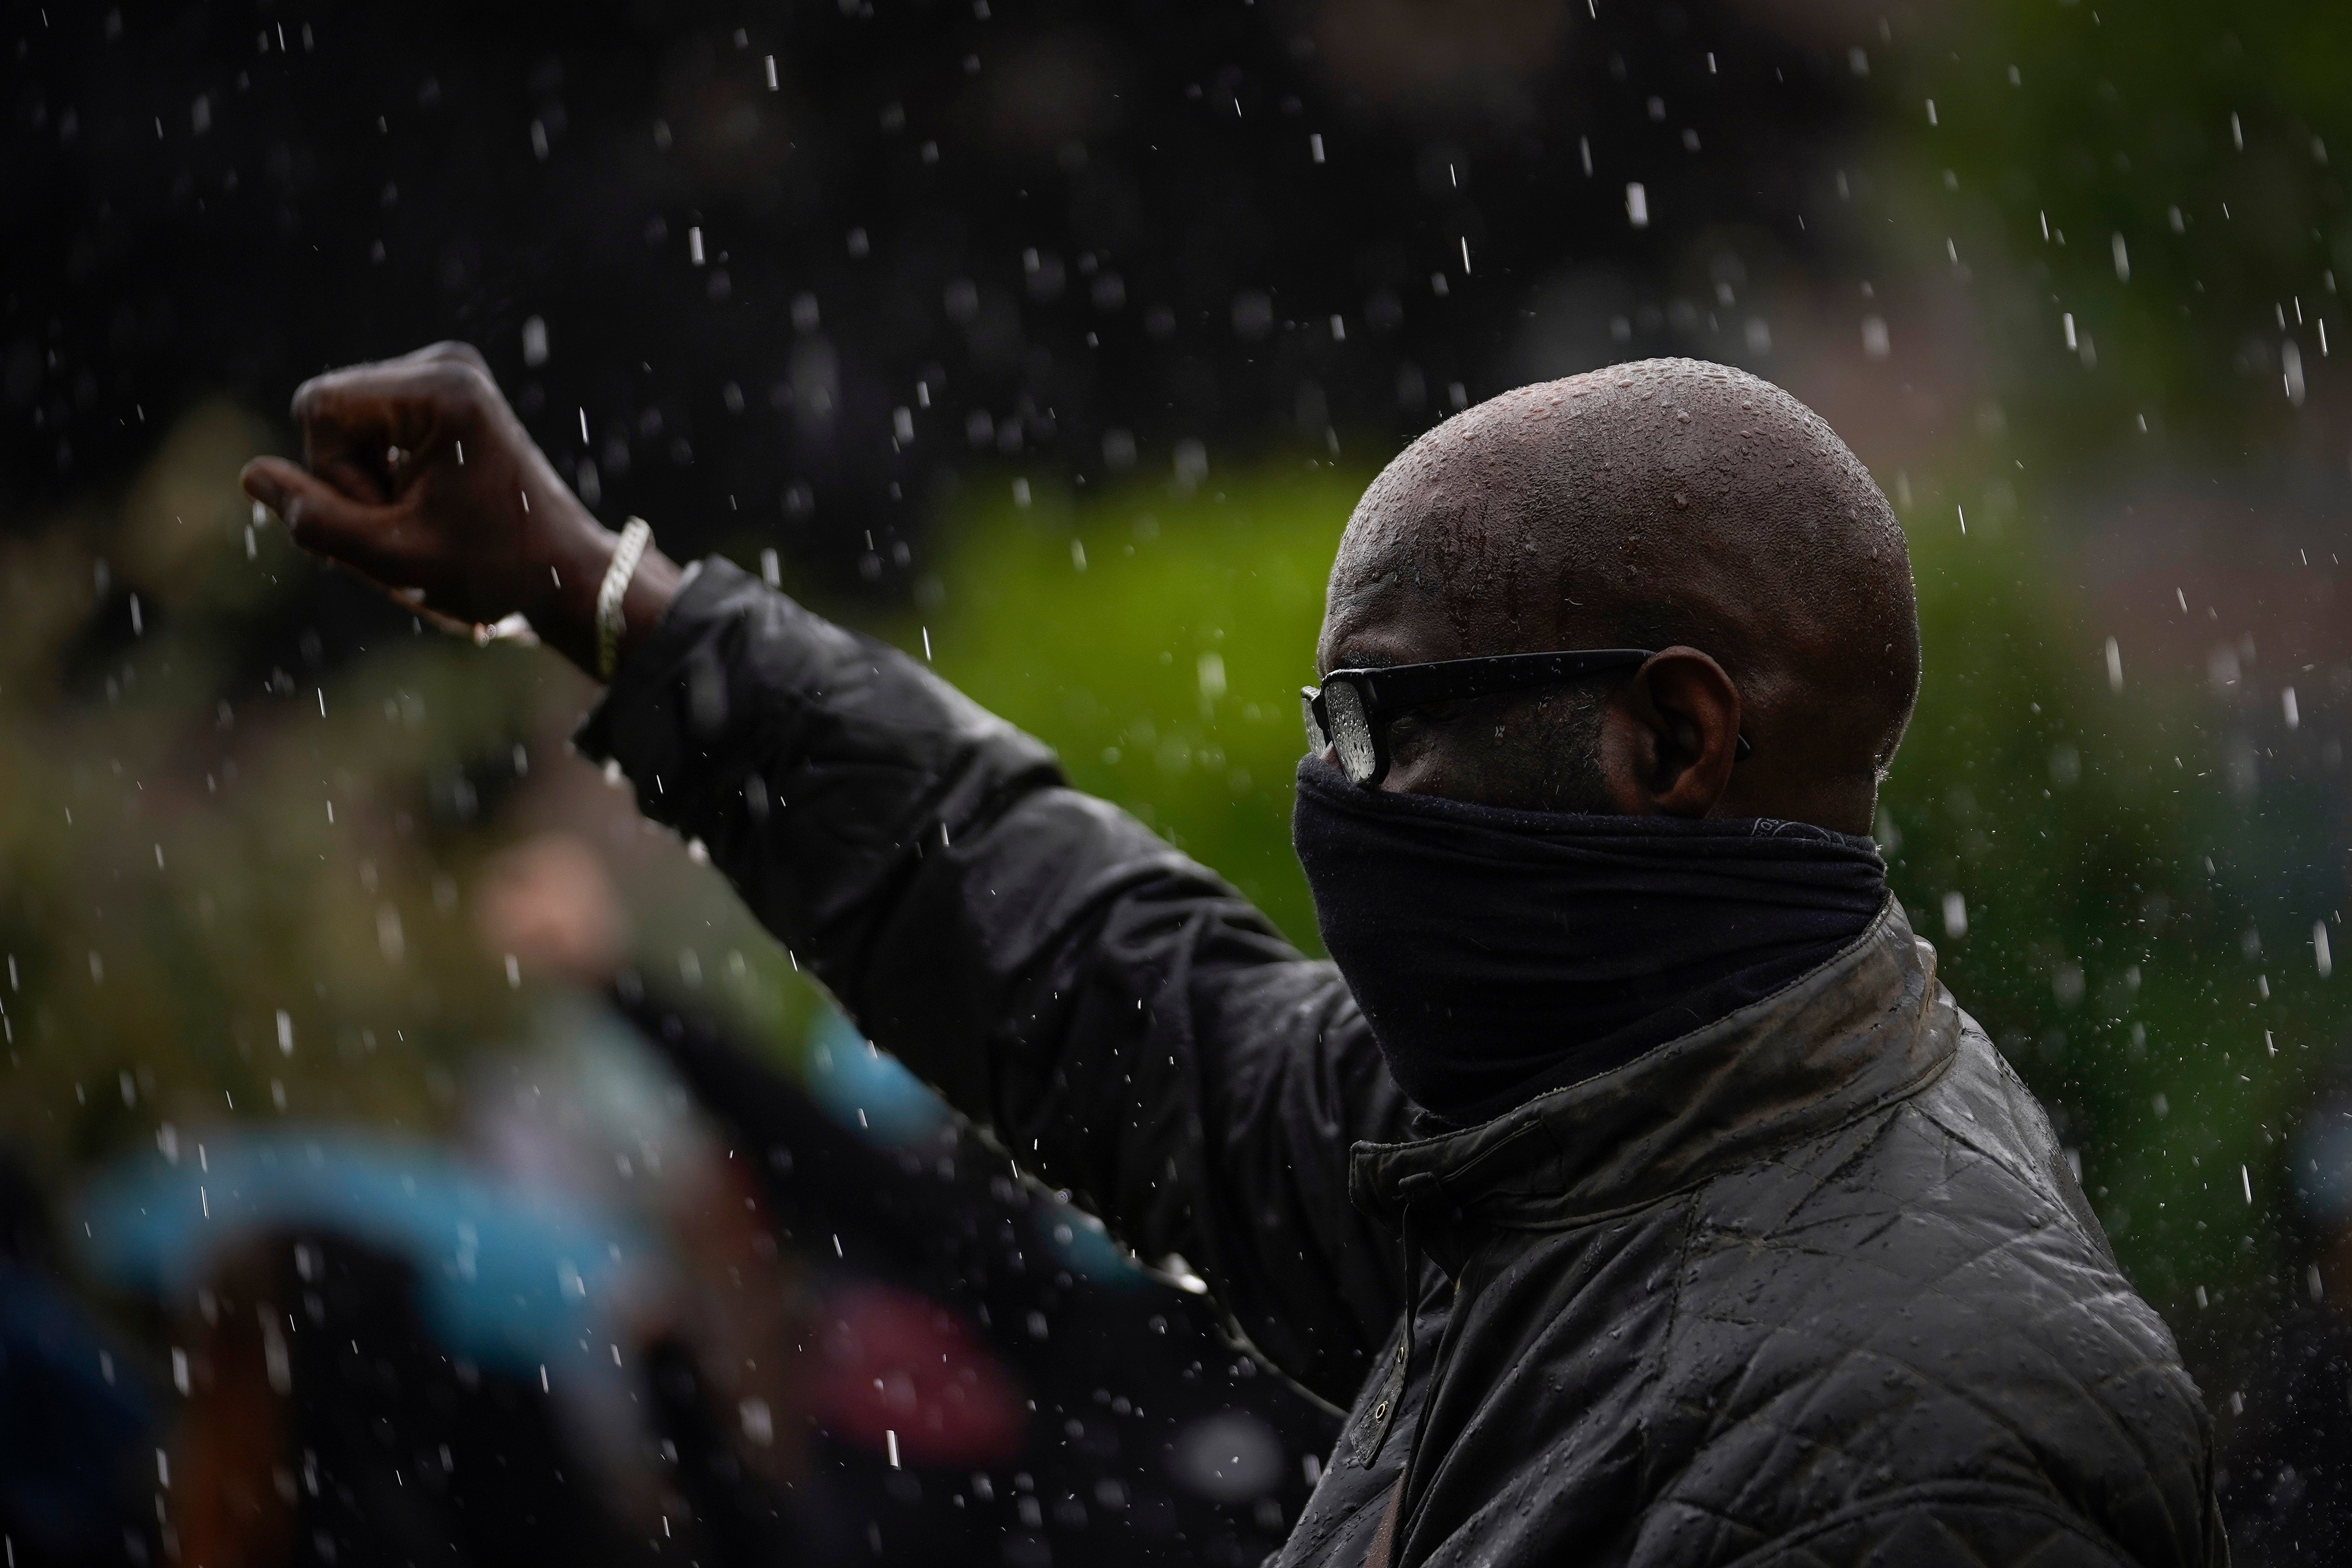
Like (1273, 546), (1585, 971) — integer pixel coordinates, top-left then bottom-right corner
(0, 1260), (151, 1557)
(76, 1127), (643, 1377)
(803, 1009), (950, 1146)
(803, 1011), (1148, 1284)
(1039, 1203), (1147, 1287)
(2299, 1104), (2352, 1221)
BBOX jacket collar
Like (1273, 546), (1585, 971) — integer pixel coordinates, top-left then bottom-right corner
(1348, 897), (1957, 1267)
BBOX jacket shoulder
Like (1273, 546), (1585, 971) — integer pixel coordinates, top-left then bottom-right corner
(1642, 1027), (2217, 1567)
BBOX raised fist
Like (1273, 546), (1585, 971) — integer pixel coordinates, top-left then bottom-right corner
(241, 341), (676, 672)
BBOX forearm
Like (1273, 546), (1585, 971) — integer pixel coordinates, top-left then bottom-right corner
(528, 513), (689, 679)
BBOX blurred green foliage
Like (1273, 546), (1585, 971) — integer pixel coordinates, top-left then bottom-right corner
(919, 465), (1358, 950)
(1880, 1), (2350, 465)
(0, 410), (811, 1188)
(1880, 482), (2344, 1360)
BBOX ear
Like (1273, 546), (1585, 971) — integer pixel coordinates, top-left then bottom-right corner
(1598, 647), (1742, 817)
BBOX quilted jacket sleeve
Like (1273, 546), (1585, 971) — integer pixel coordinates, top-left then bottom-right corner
(575, 558), (1413, 1405)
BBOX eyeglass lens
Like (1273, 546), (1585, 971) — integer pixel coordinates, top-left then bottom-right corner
(1323, 682), (1377, 784)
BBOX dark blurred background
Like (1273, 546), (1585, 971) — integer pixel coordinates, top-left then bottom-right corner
(10, 0), (2352, 1562)
(11, 0), (1859, 575)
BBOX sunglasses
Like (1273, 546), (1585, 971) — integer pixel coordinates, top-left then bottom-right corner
(1302, 648), (1752, 789)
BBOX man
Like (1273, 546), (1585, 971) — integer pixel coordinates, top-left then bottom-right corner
(244, 345), (2224, 1566)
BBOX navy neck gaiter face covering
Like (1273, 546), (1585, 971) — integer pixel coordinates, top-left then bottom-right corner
(1291, 758), (1889, 1125)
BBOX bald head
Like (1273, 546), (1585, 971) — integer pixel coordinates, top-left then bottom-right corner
(1317, 358), (1919, 833)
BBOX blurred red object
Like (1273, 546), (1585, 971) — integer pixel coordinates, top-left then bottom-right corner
(814, 1282), (1027, 1466)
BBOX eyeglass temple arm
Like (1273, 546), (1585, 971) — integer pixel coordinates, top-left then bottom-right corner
(1348, 649), (1655, 711)
(1339, 653), (1756, 759)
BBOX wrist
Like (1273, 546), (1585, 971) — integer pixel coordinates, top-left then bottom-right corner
(615, 544), (685, 671)
(525, 501), (623, 668)
(527, 510), (683, 678)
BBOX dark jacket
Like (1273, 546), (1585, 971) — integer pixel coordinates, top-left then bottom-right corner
(580, 559), (2226, 1567)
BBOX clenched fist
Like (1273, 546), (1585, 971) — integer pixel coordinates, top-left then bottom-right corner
(239, 342), (681, 675)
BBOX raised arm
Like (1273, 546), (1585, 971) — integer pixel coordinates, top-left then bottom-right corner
(242, 343), (1412, 1405)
